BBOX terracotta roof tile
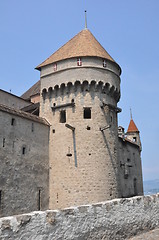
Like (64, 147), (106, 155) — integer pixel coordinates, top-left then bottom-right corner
(36, 29), (118, 70)
(127, 119), (139, 133)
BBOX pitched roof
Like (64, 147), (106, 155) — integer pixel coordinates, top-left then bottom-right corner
(127, 119), (139, 133)
(21, 80), (40, 100)
(36, 29), (118, 70)
(0, 104), (49, 126)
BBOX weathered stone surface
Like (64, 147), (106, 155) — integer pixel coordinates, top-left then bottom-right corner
(0, 194), (159, 240)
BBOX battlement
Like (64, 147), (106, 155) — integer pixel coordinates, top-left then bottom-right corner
(41, 79), (120, 103)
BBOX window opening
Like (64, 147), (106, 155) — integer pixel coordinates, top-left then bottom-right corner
(84, 108), (91, 119)
(57, 193), (58, 203)
(53, 63), (57, 71)
(11, 118), (15, 126)
(0, 190), (2, 208)
(2, 138), (5, 147)
(103, 59), (107, 68)
(77, 58), (82, 66)
(134, 178), (137, 195)
(31, 123), (34, 132)
(52, 129), (55, 133)
(133, 137), (137, 142)
(22, 147), (26, 155)
(38, 189), (41, 210)
(60, 110), (66, 123)
(87, 126), (91, 130)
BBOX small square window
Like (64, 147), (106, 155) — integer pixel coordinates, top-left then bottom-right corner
(133, 137), (136, 142)
(84, 108), (91, 119)
(77, 58), (82, 66)
(103, 59), (107, 68)
(53, 63), (57, 71)
(60, 110), (66, 123)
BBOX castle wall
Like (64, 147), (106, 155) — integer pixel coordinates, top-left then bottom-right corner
(39, 57), (122, 209)
(0, 194), (158, 240)
(118, 137), (143, 197)
(0, 90), (30, 110)
(0, 109), (50, 217)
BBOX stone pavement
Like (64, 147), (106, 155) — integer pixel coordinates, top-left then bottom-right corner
(129, 228), (159, 239)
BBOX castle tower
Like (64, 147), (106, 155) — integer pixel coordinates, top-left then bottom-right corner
(126, 118), (142, 150)
(36, 29), (122, 209)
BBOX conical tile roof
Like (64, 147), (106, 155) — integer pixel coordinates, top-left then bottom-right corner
(36, 29), (118, 70)
(127, 119), (139, 133)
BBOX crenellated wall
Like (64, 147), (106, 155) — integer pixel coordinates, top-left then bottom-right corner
(0, 194), (159, 240)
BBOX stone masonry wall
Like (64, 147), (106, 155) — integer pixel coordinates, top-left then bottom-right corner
(0, 110), (50, 217)
(0, 194), (159, 240)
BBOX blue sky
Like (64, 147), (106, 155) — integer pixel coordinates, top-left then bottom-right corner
(0, 0), (159, 181)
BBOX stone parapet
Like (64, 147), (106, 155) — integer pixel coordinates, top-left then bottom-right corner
(0, 194), (159, 239)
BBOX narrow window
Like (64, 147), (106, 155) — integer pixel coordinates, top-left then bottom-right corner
(134, 178), (137, 195)
(22, 147), (26, 155)
(11, 118), (15, 126)
(31, 123), (34, 132)
(60, 110), (66, 123)
(84, 108), (91, 119)
(38, 189), (41, 210)
(0, 190), (2, 208)
(53, 63), (57, 71)
(52, 129), (55, 133)
(103, 59), (107, 68)
(77, 58), (82, 66)
(2, 138), (5, 147)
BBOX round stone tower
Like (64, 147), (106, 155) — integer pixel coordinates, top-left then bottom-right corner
(36, 29), (122, 209)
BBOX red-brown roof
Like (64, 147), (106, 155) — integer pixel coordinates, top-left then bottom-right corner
(36, 29), (119, 70)
(21, 80), (40, 100)
(127, 119), (139, 133)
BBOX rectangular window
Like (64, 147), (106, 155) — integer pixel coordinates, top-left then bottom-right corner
(22, 147), (26, 155)
(60, 110), (66, 123)
(2, 138), (5, 147)
(84, 108), (91, 119)
(53, 63), (57, 71)
(0, 190), (2, 208)
(133, 137), (136, 142)
(103, 59), (107, 68)
(11, 118), (15, 126)
(77, 58), (82, 66)
(31, 123), (34, 132)
(38, 189), (41, 210)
